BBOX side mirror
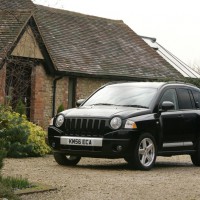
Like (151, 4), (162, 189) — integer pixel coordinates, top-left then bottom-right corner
(76, 99), (85, 107)
(161, 101), (175, 111)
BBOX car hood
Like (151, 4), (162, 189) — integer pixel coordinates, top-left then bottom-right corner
(61, 106), (151, 119)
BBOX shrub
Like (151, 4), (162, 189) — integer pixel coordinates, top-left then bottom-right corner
(0, 175), (31, 190)
(26, 121), (51, 156)
(0, 110), (7, 170)
(57, 103), (65, 114)
(0, 106), (32, 157)
(0, 105), (50, 158)
(0, 150), (6, 170)
(0, 182), (19, 200)
(185, 77), (200, 88)
(14, 98), (26, 116)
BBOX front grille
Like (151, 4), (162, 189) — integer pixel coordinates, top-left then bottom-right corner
(64, 118), (110, 137)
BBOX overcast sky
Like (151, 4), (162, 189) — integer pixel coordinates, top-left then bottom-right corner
(33, 0), (200, 67)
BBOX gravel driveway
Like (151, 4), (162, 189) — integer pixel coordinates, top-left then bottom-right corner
(2, 155), (200, 200)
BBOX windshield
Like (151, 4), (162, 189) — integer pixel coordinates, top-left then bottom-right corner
(83, 85), (157, 108)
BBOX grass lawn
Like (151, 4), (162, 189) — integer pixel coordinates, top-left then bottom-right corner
(0, 175), (31, 200)
(0, 182), (19, 200)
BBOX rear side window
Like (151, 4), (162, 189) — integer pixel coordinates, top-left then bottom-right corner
(192, 90), (200, 108)
(177, 89), (193, 109)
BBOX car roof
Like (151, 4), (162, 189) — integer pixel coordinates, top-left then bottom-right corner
(105, 81), (199, 90)
(105, 82), (166, 89)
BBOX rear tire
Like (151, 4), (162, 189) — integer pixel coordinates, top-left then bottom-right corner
(125, 133), (157, 170)
(191, 141), (200, 166)
(53, 152), (81, 166)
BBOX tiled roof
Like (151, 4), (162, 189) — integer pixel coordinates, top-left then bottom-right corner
(0, 0), (183, 80)
(34, 5), (182, 79)
(0, 0), (35, 11)
(0, 11), (32, 63)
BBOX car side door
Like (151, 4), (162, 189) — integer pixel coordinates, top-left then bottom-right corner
(191, 89), (200, 143)
(176, 88), (198, 146)
(159, 88), (185, 147)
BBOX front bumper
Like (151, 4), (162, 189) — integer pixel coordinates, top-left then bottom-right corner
(48, 126), (137, 158)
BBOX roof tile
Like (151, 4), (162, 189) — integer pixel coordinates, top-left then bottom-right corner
(0, 11), (32, 62)
(34, 5), (182, 79)
(0, 0), (35, 10)
(0, 0), (183, 80)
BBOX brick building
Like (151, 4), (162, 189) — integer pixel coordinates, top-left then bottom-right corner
(0, 0), (183, 129)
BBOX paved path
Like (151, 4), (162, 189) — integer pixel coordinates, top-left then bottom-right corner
(2, 155), (200, 200)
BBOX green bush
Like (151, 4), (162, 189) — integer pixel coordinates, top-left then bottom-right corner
(0, 182), (19, 200)
(26, 121), (51, 156)
(185, 77), (200, 88)
(0, 175), (31, 190)
(0, 110), (7, 170)
(0, 150), (6, 170)
(57, 103), (65, 114)
(0, 105), (50, 158)
(14, 98), (26, 116)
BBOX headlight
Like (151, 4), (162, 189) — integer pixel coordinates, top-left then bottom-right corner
(125, 119), (137, 129)
(110, 117), (122, 130)
(55, 115), (64, 127)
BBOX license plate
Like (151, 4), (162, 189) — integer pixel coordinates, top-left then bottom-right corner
(60, 136), (103, 147)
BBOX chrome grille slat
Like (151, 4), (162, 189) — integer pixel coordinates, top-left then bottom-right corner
(64, 118), (109, 137)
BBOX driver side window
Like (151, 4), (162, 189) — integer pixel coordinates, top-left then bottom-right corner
(159, 89), (179, 110)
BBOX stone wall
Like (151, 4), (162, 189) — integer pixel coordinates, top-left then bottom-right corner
(31, 64), (45, 127)
(30, 64), (69, 129)
(55, 77), (69, 112)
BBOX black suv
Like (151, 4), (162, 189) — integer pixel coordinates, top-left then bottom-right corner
(48, 82), (200, 170)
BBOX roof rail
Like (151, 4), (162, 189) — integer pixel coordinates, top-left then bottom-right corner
(166, 81), (197, 87)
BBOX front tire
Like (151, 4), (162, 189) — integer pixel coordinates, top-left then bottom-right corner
(125, 133), (157, 170)
(53, 152), (81, 166)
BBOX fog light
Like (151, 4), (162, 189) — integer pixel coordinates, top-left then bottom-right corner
(116, 145), (123, 152)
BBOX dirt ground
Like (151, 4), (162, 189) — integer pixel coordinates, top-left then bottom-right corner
(2, 155), (200, 200)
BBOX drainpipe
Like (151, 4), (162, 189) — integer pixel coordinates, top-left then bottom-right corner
(52, 76), (63, 117)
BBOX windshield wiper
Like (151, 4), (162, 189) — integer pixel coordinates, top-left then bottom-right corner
(90, 103), (117, 106)
(119, 105), (148, 108)
(89, 103), (148, 108)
